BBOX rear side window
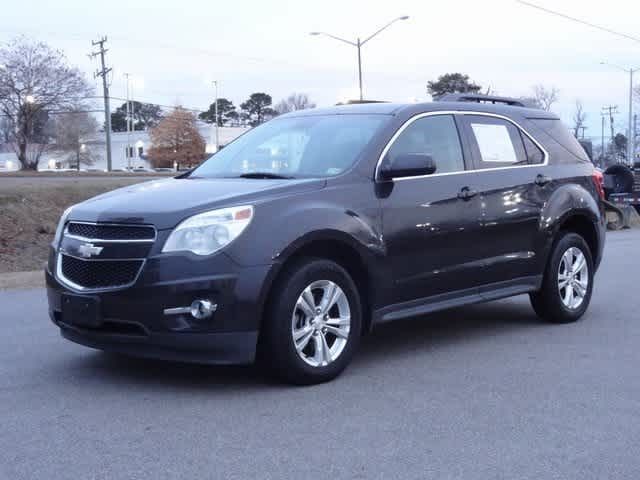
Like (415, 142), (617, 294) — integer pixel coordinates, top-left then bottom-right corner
(464, 116), (527, 168)
(386, 115), (465, 174)
(528, 118), (590, 163)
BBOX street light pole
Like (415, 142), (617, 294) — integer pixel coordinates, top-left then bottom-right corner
(356, 38), (362, 101)
(601, 61), (639, 165)
(310, 16), (409, 102)
(212, 80), (219, 151)
(629, 68), (634, 164)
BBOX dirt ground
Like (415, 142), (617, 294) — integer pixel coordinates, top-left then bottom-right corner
(0, 175), (165, 273)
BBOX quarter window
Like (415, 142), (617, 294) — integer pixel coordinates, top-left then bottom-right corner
(386, 115), (465, 175)
(521, 132), (545, 164)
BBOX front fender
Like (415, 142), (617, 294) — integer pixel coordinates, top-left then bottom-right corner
(225, 181), (383, 267)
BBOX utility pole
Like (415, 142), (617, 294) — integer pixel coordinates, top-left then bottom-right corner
(125, 73), (132, 170)
(600, 63), (638, 164)
(635, 114), (638, 164)
(601, 114), (605, 164)
(602, 105), (619, 163)
(602, 105), (618, 142)
(578, 126), (587, 139)
(90, 37), (113, 172)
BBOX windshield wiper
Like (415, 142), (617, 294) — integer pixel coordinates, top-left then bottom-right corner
(237, 172), (295, 179)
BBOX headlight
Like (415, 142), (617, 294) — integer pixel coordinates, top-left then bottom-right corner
(162, 205), (254, 256)
(53, 206), (73, 246)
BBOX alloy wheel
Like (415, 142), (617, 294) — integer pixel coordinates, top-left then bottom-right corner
(557, 246), (589, 310)
(291, 280), (351, 367)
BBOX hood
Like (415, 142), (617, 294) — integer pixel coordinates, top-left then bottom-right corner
(69, 177), (326, 229)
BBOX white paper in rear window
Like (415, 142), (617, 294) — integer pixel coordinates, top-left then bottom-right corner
(471, 123), (517, 163)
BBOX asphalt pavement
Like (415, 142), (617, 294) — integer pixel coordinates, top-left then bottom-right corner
(1, 230), (640, 479)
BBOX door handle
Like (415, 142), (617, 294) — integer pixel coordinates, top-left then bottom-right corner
(457, 186), (478, 200)
(535, 174), (552, 186)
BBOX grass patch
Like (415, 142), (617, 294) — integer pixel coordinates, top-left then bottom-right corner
(0, 178), (155, 273)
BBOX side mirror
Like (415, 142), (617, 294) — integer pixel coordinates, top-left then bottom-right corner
(379, 154), (436, 180)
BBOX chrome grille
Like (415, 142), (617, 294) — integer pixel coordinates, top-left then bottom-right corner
(56, 222), (153, 291)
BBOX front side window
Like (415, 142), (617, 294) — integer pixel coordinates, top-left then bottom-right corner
(386, 115), (465, 174)
(189, 114), (387, 179)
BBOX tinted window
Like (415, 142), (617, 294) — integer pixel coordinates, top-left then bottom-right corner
(521, 132), (545, 164)
(190, 114), (387, 178)
(529, 118), (590, 163)
(386, 115), (464, 174)
(466, 117), (527, 167)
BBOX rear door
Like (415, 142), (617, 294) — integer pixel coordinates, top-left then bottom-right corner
(459, 113), (549, 288)
(379, 113), (484, 304)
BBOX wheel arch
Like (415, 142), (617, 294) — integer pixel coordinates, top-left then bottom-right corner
(556, 214), (599, 263)
(539, 183), (604, 270)
(257, 230), (381, 336)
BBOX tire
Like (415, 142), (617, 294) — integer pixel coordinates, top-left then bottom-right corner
(259, 257), (362, 385)
(530, 232), (594, 323)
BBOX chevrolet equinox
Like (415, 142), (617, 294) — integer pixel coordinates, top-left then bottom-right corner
(46, 94), (606, 384)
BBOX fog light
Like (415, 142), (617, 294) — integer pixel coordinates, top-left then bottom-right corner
(190, 299), (216, 319)
(164, 299), (217, 319)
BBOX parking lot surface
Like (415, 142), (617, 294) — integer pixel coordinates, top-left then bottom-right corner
(1, 230), (639, 479)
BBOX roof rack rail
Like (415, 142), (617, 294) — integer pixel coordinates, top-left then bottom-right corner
(437, 93), (528, 108)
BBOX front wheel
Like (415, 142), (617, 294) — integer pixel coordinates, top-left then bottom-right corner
(260, 258), (362, 385)
(530, 232), (594, 323)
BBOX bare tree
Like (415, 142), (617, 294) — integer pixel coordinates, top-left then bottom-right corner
(52, 111), (98, 170)
(0, 116), (12, 144)
(275, 93), (317, 114)
(0, 37), (93, 169)
(532, 85), (559, 111)
(520, 85), (559, 111)
(572, 100), (587, 138)
(148, 107), (206, 169)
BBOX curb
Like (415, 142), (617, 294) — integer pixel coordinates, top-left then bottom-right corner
(0, 270), (44, 290)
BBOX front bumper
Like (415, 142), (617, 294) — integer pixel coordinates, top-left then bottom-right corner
(46, 253), (273, 365)
(57, 321), (258, 365)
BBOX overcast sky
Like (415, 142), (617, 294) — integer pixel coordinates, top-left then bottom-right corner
(2, 0), (639, 140)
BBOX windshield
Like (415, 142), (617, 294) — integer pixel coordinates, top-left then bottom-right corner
(189, 114), (387, 179)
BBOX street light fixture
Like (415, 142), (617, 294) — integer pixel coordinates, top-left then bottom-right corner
(310, 15), (410, 101)
(601, 61), (639, 164)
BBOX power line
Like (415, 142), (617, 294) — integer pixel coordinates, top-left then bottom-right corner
(515, 1), (640, 44)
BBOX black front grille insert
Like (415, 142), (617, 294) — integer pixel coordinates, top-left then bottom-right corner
(60, 254), (143, 289)
(67, 222), (155, 241)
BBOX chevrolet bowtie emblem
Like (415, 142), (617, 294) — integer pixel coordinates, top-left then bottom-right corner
(77, 243), (104, 258)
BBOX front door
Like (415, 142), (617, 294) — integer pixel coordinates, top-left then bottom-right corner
(379, 113), (484, 304)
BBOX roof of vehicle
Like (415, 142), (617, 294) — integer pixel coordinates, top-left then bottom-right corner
(282, 100), (560, 120)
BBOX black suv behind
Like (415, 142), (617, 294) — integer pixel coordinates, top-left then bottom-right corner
(46, 95), (606, 384)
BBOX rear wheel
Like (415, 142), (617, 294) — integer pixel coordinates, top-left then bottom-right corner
(260, 258), (362, 385)
(530, 232), (594, 323)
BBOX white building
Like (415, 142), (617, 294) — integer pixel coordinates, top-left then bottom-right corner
(0, 123), (248, 172)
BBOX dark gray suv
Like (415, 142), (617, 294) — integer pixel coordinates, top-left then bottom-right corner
(46, 94), (606, 384)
